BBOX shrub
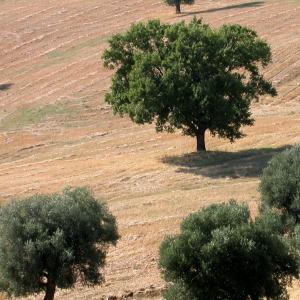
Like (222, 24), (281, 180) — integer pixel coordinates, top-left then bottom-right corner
(0, 187), (119, 300)
(260, 145), (300, 222)
(159, 201), (299, 300)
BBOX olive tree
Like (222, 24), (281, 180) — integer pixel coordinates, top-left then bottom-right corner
(164, 0), (194, 14)
(103, 19), (276, 152)
(159, 201), (299, 300)
(0, 187), (119, 300)
(260, 145), (300, 222)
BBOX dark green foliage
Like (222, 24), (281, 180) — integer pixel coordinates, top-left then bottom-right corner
(103, 19), (276, 151)
(260, 145), (300, 222)
(164, 0), (194, 5)
(0, 187), (119, 300)
(163, 282), (196, 300)
(164, 0), (194, 13)
(159, 201), (299, 300)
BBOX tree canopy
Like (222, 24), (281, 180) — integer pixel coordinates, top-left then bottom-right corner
(0, 187), (119, 300)
(103, 19), (276, 151)
(260, 145), (300, 222)
(164, 0), (195, 14)
(159, 201), (299, 300)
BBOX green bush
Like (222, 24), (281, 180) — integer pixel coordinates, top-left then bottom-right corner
(0, 187), (119, 300)
(260, 145), (300, 222)
(159, 201), (299, 300)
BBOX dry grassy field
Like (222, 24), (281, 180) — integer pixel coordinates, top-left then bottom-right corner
(0, 0), (300, 298)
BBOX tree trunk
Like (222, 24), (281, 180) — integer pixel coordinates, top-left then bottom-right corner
(175, 1), (181, 13)
(196, 128), (206, 152)
(44, 280), (56, 300)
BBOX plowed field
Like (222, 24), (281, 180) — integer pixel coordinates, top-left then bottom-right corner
(0, 0), (300, 298)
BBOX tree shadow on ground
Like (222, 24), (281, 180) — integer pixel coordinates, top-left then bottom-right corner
(179, 1), (264, 16)
(0, 83), (13, 91)
(162, 146), (290, 179)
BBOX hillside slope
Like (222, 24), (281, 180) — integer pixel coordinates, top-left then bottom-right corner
(0, 0), (300, 298)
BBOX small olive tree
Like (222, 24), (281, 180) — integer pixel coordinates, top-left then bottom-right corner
(260, 145), (300, 222)
(159, 201), (299, 300)
(0, 187), (119, 300)
(164, 0), (194, 14)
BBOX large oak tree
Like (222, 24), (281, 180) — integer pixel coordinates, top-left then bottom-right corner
(103, 19), (276, 151)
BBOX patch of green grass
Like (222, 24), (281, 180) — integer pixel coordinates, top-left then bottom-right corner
(10, 35), (110, 76)
(46, 35), (109, 62)
(0, 101), (72, 130)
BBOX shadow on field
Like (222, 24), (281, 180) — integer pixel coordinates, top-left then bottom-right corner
(162, 145), (290, 179)
(179, 1), (265, 16)
(0, 83), (13, 91)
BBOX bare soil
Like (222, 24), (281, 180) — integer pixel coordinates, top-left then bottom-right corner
(0, 0), (300, 299)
